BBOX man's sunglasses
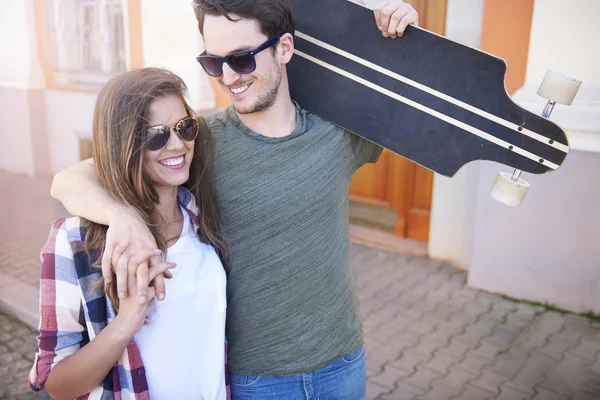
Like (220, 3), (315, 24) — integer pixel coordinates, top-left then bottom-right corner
(196, 34), (283, 77)
(145, 117), (198, 151)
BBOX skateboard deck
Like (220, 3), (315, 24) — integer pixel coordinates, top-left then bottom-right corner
(287, 0), (569, 177)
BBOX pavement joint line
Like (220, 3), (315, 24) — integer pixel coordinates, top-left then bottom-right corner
(437, 298), (512, 400)
(505, 314), (567, 398)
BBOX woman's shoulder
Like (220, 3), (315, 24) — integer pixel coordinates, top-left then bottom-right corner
(41, 216), (95, 256)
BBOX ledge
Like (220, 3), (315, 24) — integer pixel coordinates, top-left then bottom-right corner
(512, 83), (600, 153)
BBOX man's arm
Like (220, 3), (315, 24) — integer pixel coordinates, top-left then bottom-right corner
(51, 159), (121, 225)
(51, 159), (165, 302)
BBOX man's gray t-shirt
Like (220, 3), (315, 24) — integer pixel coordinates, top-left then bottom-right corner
(207, 102), (382, 375)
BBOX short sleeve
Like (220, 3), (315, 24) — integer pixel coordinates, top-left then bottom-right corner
(351, 132), (384, 167)
(28, 219), (86, 392)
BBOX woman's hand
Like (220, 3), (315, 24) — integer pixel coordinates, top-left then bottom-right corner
(113, 246), (176, 335)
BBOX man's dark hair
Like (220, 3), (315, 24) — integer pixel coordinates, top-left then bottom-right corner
(192, 0), (296, 39)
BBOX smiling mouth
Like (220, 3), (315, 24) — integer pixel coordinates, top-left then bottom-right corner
(229, 83), (251, 95)
(159, 155), (185, 169)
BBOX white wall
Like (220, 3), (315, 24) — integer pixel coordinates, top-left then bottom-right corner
(0, 0), (45, 176)
(525, 0), (600, 87)
(514, 0), (600, 153)
(468, 0), (600, 313)
(0, 0), (44, 90)
(140, 0), (215, 110)
(44, 90), (98, 173)
(427, 0), (484, 269)
(468, 153), (600, 313)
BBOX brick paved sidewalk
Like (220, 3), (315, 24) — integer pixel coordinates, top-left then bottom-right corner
(0, 312), (50, 399)
(0, 171), (66, 288)
(353, 250), (600, 399)
(1, 170), (599, 399)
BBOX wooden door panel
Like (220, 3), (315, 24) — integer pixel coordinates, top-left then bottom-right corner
(349, 0), (445, 242)
(349, 151), (390, 203)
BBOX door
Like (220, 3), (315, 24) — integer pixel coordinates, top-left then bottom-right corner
(349, 0), (447, 242)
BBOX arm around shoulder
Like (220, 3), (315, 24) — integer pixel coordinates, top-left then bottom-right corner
(51, 159), (127, 225)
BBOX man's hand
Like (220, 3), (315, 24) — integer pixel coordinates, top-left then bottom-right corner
(374, 0), (418, 38)
(101, 211), (174, 303)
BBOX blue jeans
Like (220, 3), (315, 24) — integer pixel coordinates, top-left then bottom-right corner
(229, 346), (366, 400)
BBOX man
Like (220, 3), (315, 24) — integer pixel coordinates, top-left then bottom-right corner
(51, 0), (418, 398)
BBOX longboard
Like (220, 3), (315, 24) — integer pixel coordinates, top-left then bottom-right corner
(287, 0), (569, 177)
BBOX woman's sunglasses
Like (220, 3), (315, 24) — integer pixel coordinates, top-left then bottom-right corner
(145, 117), (198, 151)
(196, 34), (283, 77)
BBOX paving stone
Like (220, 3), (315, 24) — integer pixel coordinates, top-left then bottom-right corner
(540, 355), (600, 397)
(386, 330), (422, 350)
(435, 366), (478, 392)
(453, 352), (491, 376)
(544, 353), (593, 384)
(411, 338), (446, 358)
(425, 305), (456, 323)
(380, 382), (426, 400)
(368, 343), (404, 365)
(485, 324), (524, 348)
(389, 312), (421, 331)
(401, 366), (443, 391)
(565, 337), (600, 361)
(370, 364), (413, 390)
(494, 384), (532, 400)
(453, 324), (493, 346)
(415, 384), (462, 400)
(454, 384), (498, 400)
(531, 387), (570, 400)
(469, 370), (505, 396)
(402, 301), (436, 321)
(558, 315), (600, 339)
(574, 368), (600, 396)
(572, 393), (600, 400)
(420, 352), (460, 375)
(503, 352), (557, 395)
(474, 339), (510, 361)
(366, 381), (390, 399)
(389, 350), (431, 374)
(444, 313), (474, 331)
(485, 348), (530, 379)
(537, 336), (578, 360)
(424, 326), (456, 346)
(405, 320), (437, 336)
(372, 321), (404, 343)
(437, 338), (475, 359)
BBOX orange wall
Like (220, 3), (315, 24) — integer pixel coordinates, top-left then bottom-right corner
(480, 0), (534, 95)
(127, 0), (144, 69)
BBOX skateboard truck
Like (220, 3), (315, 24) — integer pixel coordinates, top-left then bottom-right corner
(490, 70), (582, 207)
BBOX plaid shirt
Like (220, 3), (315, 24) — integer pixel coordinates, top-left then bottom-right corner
(29, 187), (230, 399)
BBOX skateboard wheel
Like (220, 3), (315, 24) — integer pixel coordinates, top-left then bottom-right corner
(489, 172), (530, 207)
(537, 70), (582, 106)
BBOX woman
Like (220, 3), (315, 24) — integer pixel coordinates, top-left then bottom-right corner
(28, 68), (230, 399)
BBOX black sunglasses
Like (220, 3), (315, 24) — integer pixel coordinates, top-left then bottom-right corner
(196, 34), (283, 77)
(145, 117), (198, 151)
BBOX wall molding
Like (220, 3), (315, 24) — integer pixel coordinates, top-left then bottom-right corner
(513, 83), (600, 153)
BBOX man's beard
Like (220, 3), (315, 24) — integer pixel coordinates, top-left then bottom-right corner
(234, 63), (282, 115)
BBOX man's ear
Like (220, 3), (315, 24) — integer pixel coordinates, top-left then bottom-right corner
(279, 33), (295, 65)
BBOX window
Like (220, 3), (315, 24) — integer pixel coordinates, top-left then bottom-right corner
(46, 0), (127, 88)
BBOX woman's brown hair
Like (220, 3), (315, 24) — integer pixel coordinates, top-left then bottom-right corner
(84, 67), (228, 311)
